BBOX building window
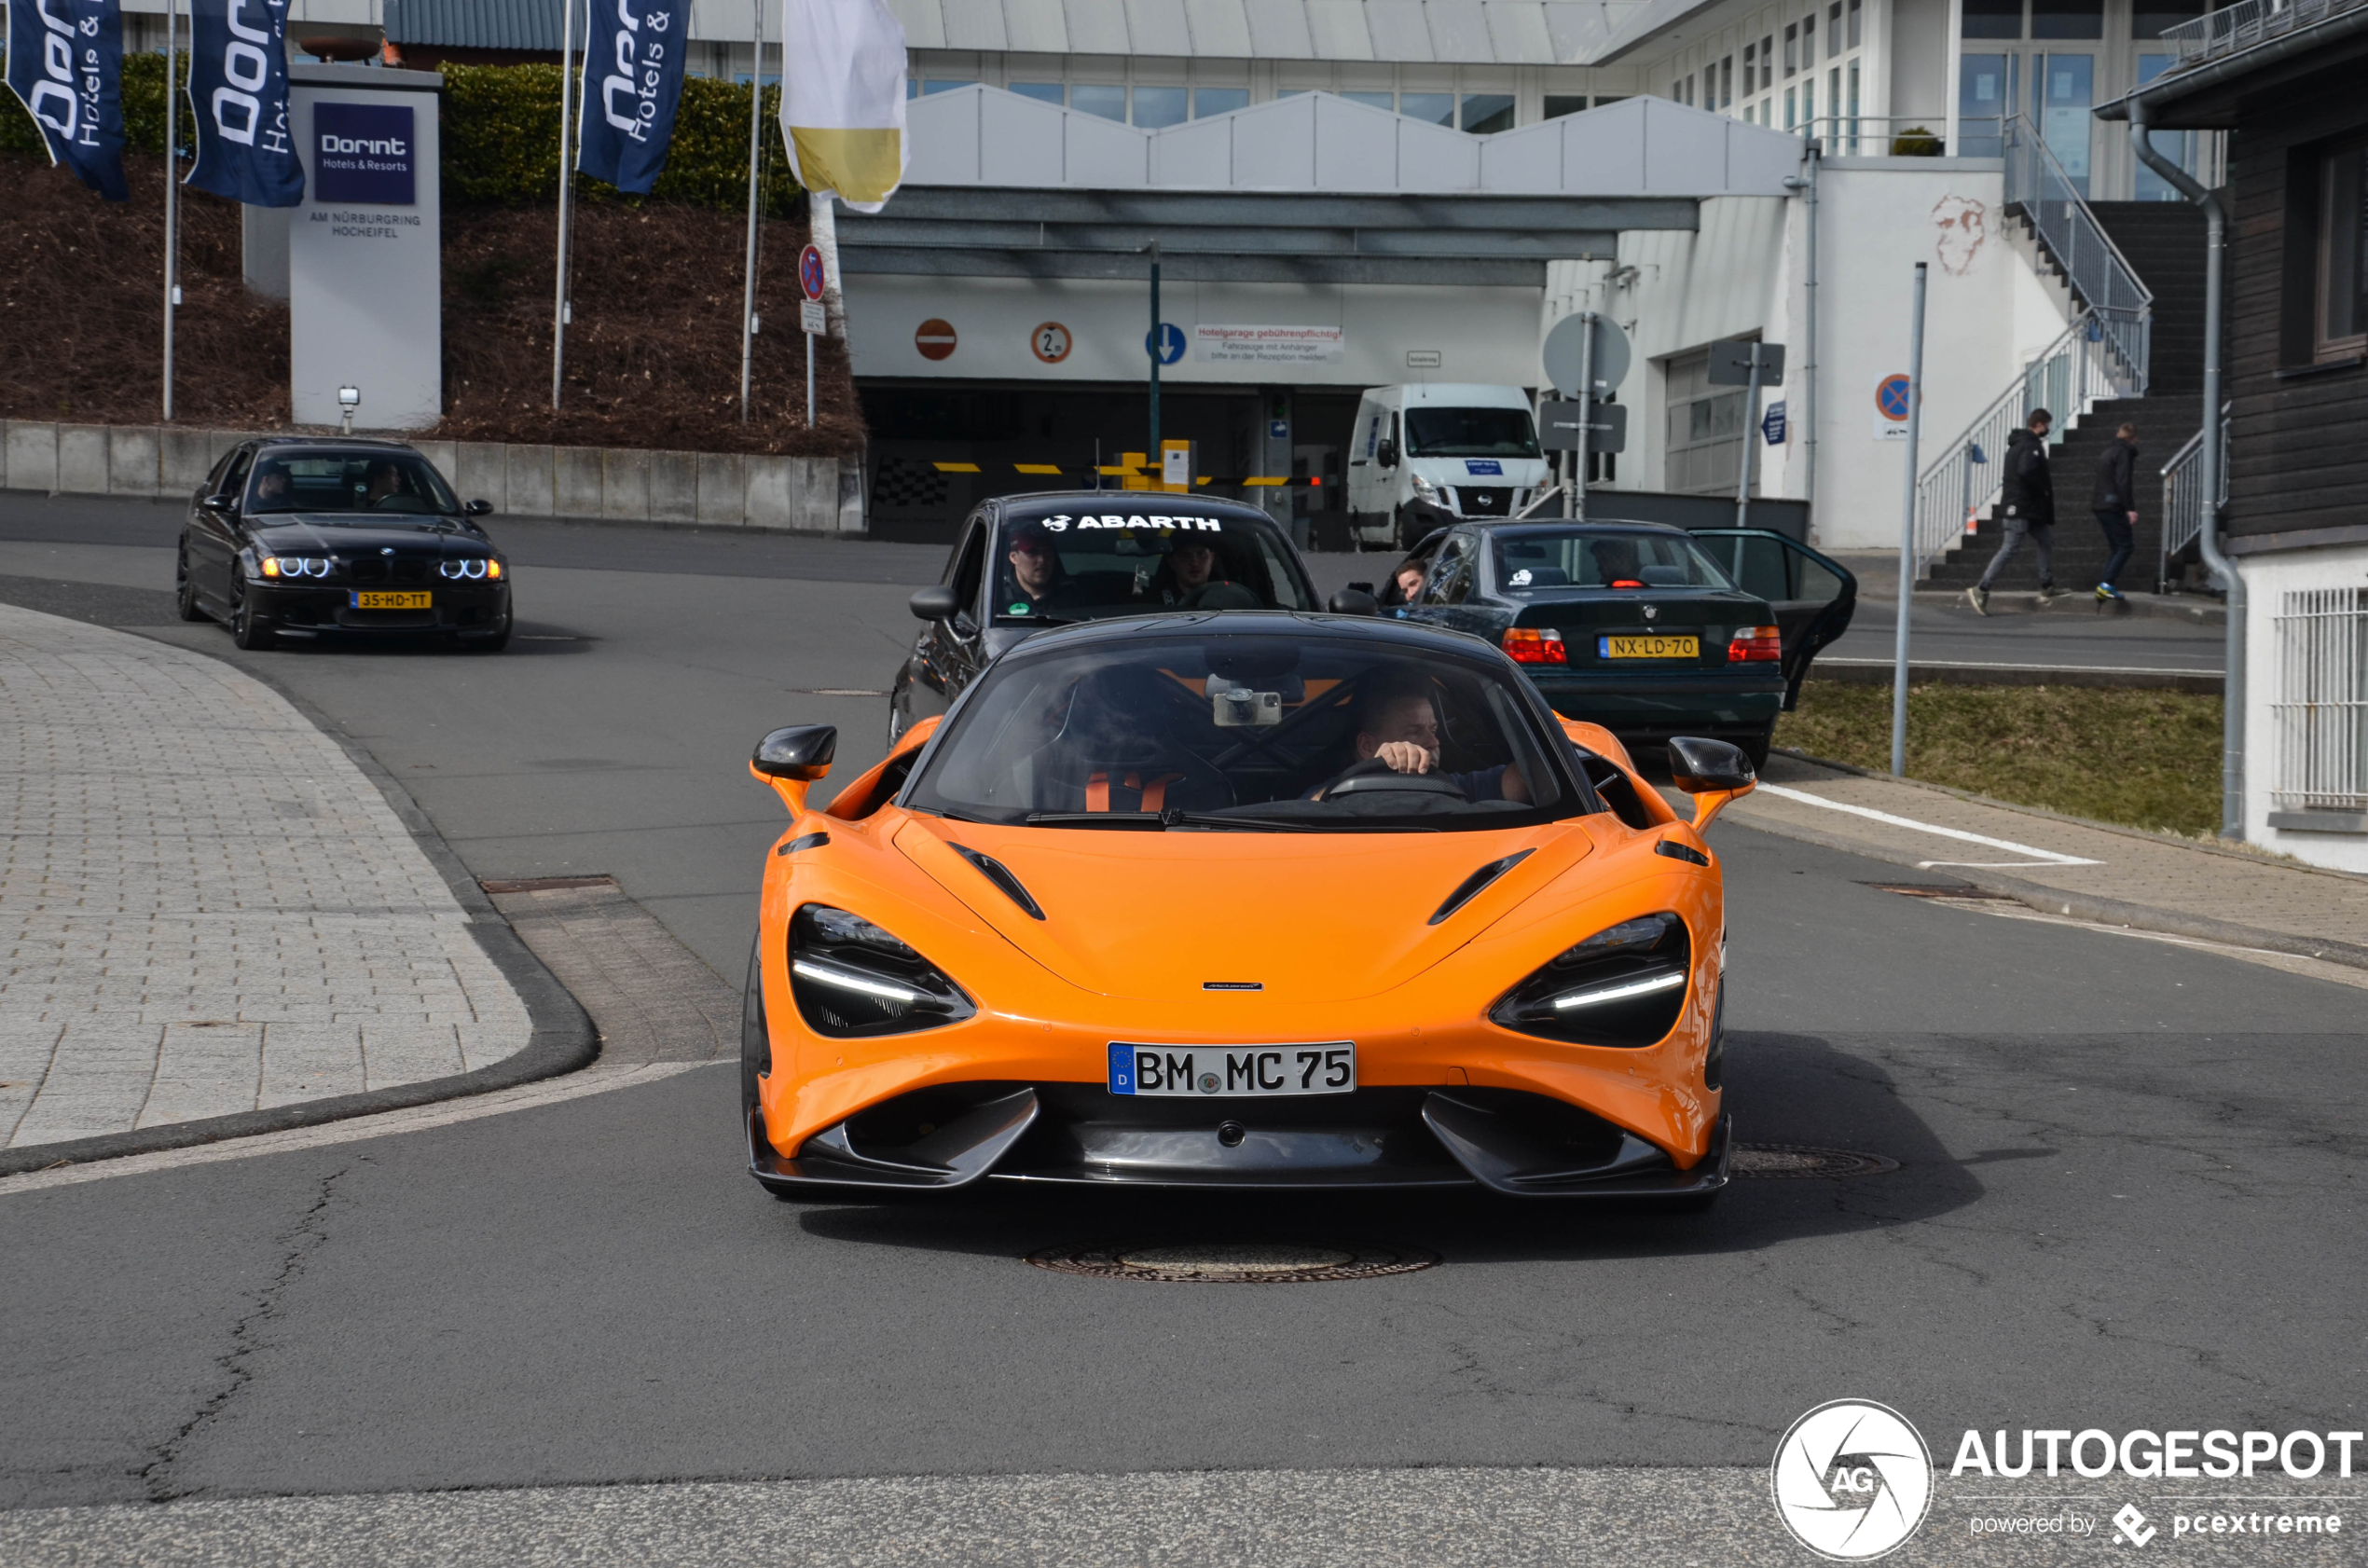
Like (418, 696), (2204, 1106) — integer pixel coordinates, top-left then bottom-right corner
(1801, 79), (1814, 126)
(2031, 0), (2103, 38)
(1009, 81), (1063, 105)
(1803, 13), (1816, 62)
(1761, 35), (1775, 88)
(1665, 350), (1749, 496)
(1783, 22), (1798, 74)
(1545, 94), (1590, 119)
(2133, 0), (2203, 35)
(1399, 91), (1455, 125)
(1072, 83), (1126, 121)
(1462, 92), (1516, 131)
(1192, 87), (1249, 117)
(1133, 86), (1188, 127)
(1342, 91), (1395, 111)
(919, 78), (975, 94)
(2318, 140), (2367, 358)
(1784, 86), (1797, 129)
(1828, 3), (1843, 55)
(1850, 0), (1864, 46)
(1827, 67), (1839, 129)
(1742, 42), (1756, 98)
(1720, 56), (1733, 107)
(1962, 0), (2024, 38)
(2272, 589), (2368, 815)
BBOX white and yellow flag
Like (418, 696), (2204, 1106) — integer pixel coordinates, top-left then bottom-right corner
(778, 0), (909, 213)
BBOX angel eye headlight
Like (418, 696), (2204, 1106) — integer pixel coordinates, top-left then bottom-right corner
(267, 556), (332, 579)
(439, 558), (493, 580)
(789, 903), (974, 1038)
(1489, 913), (1690, 1048)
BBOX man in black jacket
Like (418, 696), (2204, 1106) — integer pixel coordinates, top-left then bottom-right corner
(2090, 423), (2140, 601)
(1966, 408), (2056, 614)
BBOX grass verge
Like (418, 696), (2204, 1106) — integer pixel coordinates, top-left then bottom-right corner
(1773, 681), (2223, 837)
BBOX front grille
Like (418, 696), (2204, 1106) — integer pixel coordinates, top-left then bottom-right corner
(393, 558), (428, 584)
(349, 557), (386, 583)
(1457, 487), (1511, 516)
(344, 556), (434, 584)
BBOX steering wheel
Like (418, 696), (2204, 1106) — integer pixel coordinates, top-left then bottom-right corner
(1321, 757), (1470, 801)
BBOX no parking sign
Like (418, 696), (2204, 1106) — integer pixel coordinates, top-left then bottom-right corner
(1874, 373), (1912, 441)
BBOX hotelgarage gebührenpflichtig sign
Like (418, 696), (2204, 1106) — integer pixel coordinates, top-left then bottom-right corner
(286, 66), (442, 429)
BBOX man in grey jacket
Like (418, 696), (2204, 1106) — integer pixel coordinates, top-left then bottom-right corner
(2090, 423), (2140, 602)
(1966, 408), (2056, 614)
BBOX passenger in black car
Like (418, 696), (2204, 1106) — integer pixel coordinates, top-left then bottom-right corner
(1146, 539), (1260, 610)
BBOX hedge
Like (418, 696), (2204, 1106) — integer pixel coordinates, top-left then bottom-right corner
(2, 56), (802, 217)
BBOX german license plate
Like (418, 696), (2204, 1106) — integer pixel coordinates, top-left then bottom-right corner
(351, 591), (432, 610)
(1108, 1042), (1356, 1097)
(1600, 634), (1698, 659)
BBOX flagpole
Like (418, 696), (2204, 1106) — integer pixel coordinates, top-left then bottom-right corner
(738, 0), (766, 423)
(551, 0), (577, 410)
(161, 0), (179, 422)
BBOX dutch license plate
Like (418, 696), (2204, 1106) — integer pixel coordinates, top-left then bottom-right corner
(1600, 634), (1699, 659)
(351, 591), (432, 610)
(1108, 1042), (1356, 1098)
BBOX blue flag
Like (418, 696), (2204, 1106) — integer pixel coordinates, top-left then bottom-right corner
(186, 0), (303, 207)
(576, 0), (689, 195)
(5, 0), (129, 201)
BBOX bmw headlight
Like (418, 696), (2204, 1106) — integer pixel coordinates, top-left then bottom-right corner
(263, 556), (331, 579)
(439, 557), (501, 580)
(1411, 473), (1440, 504)
(789, 903), (975, 1038)
(1488, 912), (1691, 1048)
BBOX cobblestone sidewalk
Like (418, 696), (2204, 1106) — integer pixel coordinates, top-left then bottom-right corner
(1730, 752), (2368, 962)
(0, 605), (532, 1151)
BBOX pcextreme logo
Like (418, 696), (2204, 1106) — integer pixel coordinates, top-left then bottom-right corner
(1771, 1399), (1936, 1560)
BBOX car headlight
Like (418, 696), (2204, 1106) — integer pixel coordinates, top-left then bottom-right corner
(439, 557), (501, 580)
(1488, 912), (1691, 1048)
(263, 556), (331, 579)
(1411, 473), (1440, 503)
(789, 903), (975, 1038)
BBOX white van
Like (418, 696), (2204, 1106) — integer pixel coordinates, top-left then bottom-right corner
(1344, 383), (1549, 552)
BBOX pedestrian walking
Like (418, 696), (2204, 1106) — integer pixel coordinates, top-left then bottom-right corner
(1965, 408), (2056, 615)
(2090, 421), (2140, 602)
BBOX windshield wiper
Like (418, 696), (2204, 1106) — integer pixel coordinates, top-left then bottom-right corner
(1022, 809), (1384, 834)
(1025, 811), (1165, 830)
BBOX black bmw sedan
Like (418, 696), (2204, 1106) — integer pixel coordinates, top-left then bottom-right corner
(176, 438), (512, 652)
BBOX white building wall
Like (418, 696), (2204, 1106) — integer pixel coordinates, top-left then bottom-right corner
(2238, 546), (2368, 874)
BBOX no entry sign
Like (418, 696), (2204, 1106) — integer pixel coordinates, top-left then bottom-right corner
(915, 319), (957, 361)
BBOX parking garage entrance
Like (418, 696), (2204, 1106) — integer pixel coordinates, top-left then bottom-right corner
(861, 380), (1363, 547)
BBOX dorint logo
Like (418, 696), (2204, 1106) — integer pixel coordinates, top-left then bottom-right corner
(313, 103), (415, 204)
(1771, 1400), (1934, 1560)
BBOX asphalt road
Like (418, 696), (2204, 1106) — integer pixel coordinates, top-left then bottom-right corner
(0, 495), (2354, 1563)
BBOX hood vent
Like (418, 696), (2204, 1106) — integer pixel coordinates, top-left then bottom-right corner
(1427, 849), (1535, 926)
(951, 844), (1046, 920)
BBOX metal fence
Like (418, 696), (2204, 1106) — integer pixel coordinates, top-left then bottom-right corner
(2159, 0), (2368, 64)
(2155, 404), (2231, 591)
(1800, 116), (1954, 156)
(2003, 118), (2153, 394)
(2272, 587), (2368, 812)
(1909, 314), (2136, 579)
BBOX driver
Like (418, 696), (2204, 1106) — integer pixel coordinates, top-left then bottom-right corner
(252, 468), (291, 507)
(1311, 670), (1529, 803)
(363, 461), (409, 508)
(1593, 535), (1646, 589)
(999, 522), (1079, 616)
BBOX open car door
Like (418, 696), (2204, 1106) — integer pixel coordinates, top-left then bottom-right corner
(1688, 529), (1857, 710)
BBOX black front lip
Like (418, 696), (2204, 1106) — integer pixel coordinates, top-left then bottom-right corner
(248, 580), (509, 633)
(748, 1083), (1728, 1199)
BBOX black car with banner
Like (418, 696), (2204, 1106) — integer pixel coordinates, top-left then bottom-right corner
(889, 492), (1328, 744)
(1384, 520), (1855, 766)
(176, 439), (513, 652)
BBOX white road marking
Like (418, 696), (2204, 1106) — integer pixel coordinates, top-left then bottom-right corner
(1913, 897), (2368, 991)
(1754, 783), (2102, 865)
(0, 1061), (720, 1199)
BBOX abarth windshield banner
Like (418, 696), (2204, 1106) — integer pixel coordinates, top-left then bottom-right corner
(575, 0), (689, 196)
(5, 0), (128, 201)
(186, 0), (303, 207)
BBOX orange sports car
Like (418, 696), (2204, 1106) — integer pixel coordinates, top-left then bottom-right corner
(742, 611), (1755, 1203)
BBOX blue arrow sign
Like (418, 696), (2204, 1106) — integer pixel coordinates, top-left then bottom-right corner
(1146, 323), (1186, 365)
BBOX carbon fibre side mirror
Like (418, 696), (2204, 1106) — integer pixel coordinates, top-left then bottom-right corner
(753, 724), (837, 781)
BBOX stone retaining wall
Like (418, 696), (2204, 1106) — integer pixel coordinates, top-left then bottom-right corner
(0, 420), (865, 533)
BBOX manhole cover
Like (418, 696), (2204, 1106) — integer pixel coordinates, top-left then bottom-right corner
(1027, 1242), (1439, 1284)
(1732, 1144), (1901, 1178)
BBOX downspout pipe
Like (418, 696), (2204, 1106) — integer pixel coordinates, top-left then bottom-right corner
(2130, 99), (2242, 839)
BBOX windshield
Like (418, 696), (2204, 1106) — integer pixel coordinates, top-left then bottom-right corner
(904, 631), (1583, 831)
(1403, 407), (1540, 460)
(1494, 530), (1737, 591)
(992, 509), (1312, 624)
(247, 451), (461, 516)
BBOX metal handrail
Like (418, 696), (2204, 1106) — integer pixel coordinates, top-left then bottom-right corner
(2003, 117), (2153, 395)
(2158, 0), (2368, 65)
(1908, 310), (2129, 578)
(2156, 403), (2232, 592)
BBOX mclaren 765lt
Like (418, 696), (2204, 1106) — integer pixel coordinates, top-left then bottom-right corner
(742, 611), (1757, 1204)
